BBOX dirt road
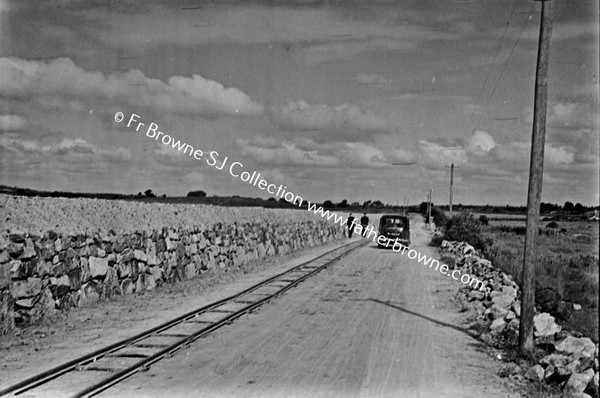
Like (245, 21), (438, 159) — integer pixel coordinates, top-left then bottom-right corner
(90, 217), (519, 398)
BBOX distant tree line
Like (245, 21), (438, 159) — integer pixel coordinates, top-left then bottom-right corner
(187, 190), (207, 198)
(321, 199), (387, 209)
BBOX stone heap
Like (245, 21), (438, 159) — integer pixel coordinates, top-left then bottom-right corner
(440, 240), (599, 398)
(0, 220), (344, 334)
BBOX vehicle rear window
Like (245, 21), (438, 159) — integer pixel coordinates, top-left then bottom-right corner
(383, 217), (406, 226)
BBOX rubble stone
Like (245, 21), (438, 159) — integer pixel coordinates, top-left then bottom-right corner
(10, 278), (42, 299)
(89, 257), (108, 278)
(563, 369), (595, 397)
(534, 313), (561, 337)
(555, 336), (596, 360)
(525, 365), (545, 382)
(490, 318), (506, 333)
(540, 354), (574, 378)
(491, 292), (513, 309)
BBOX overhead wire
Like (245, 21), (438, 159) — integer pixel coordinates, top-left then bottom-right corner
(464, 0), (520, 134)
(472, 1), (536, 133)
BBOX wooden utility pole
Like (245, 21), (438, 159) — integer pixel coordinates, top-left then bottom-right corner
(446, 163), (459, 217)
(520, 0), (553, 354)
(427, 189), (432, 222)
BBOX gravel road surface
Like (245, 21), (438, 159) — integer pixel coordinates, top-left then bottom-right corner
(0, 217), (521, 397)
(90, 217), (519, 398)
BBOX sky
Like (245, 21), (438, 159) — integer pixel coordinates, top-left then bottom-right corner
(0, 0), (598, 206)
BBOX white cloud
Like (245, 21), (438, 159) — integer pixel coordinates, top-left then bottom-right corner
(271, 100), (388, 133)
(338, 142), (388, 168)
(387, 147), (419, 165)
(491, 140), (576, 170)
(466, 130), (496, 155)
(0, 57), (264, 117)
(418, 140), (468, 169)
(0, 114), (28, 131)
(547, 102), (599, 130)
(419, 130), (577, 175)
(491, 141), (529, 165)
(545, 145), (575, 166)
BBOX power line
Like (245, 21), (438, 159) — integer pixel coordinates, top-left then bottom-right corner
(464, 0), (519, 133)
(473, 1), (536, 133)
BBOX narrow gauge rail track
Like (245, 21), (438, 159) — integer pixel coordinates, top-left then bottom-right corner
(1, 239), (367, 398)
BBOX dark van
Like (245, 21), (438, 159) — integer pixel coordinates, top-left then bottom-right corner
(378, 215), (410, 248)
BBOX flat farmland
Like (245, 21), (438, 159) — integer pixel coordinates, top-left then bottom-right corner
(471, 213), (526, 226)
(482, 219), (599, 341)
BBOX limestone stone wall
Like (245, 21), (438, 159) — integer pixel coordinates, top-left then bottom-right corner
(441, 240), (599, 397)
(0, 220), (344, 334)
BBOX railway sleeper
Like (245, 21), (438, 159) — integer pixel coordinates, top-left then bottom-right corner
(231, 300), (257, 305)
(132, 343), (172, 348)
(155, 333), (192, 338)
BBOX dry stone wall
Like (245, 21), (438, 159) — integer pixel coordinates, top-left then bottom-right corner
(441, 240), (599, 398)
(0, 219), (344, 334)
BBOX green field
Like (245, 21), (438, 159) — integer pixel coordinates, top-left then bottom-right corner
(482, 219), (599, 342)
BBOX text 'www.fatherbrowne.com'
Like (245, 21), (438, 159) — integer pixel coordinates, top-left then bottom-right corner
(114, 111), (485, 291)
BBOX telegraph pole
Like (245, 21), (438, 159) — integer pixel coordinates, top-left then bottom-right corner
(446, 163), (459, 217)
(392, 162), (417, 217)
(428, 188), (432, 222)
(520, 0), (553, 354)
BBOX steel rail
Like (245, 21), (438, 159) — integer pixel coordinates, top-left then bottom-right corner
(73, 242), (362, 398)
(0, 239), (365, 397)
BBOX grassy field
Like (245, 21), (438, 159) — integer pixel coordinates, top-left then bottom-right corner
(482, 219), (599, 342)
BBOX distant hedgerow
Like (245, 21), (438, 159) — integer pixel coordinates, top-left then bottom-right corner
(443, 213), (492, 252)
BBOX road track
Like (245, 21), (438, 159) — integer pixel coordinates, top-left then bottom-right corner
(0, 240), (367, 398)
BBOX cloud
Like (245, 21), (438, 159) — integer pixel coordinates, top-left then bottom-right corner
(466, 130), (496, 155)
(544, 102), (599, 132)
(487, 20), (599, 44)
(353, 73), (393, 89)
(545, 145), (576, 166)
(295, 38), (415, 65)
(338, 142), (388, 168)
(418, 140), (468, 169)
(270, 100), (389, 133)
(0, 57), (264, 117)
(16, 3), (454, 66)
(237, 138), (339, 167)
(489, 140), (576, 171)
(551, 102), (597, 123)
(419, 130), (577, 175)
(238, 135), (416, 169)
(77, 4), (454, 50)
(0, 136), (132, 162)
(0, 114), (28, 131)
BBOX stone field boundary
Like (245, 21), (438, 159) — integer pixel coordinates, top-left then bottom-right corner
(0, 216), (344, 334)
